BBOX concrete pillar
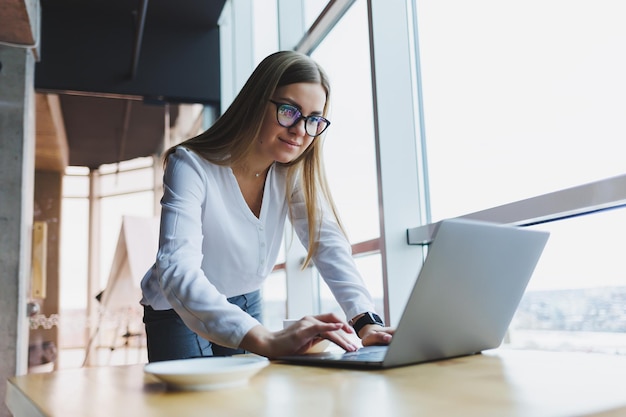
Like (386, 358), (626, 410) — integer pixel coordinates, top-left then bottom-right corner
(0, 45), (36, 417)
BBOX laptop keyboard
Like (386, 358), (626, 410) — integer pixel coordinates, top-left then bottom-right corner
(338, 346), (387, 361)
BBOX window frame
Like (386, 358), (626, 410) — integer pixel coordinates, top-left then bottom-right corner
(224, 0), (626, 330)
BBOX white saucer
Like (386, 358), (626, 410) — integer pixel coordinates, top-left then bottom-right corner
(144, 355), (269, 391)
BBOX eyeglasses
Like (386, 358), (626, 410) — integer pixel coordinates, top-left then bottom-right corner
(269, 100), (331, 137)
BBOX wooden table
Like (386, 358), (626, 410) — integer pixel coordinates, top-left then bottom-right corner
(6, 349), (626, 417)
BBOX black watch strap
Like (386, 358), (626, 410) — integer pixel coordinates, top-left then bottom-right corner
(351, 312), (384, 335)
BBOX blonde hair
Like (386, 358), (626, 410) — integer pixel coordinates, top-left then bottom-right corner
(164, 51), (346, 268)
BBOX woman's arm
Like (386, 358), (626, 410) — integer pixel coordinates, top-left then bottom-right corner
(288, 188), (378, 323)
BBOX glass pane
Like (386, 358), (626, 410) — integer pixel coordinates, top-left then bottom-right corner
(252, 0), (278, 64)
(262, 270), (287, 330)
(311, 0), (380, 244)
(60, 198), (89, 311)
(304, 0), (330, 28)
(99, 192), (155, 289)
(319, 254), (385, 321)
(99, 157), (153, 174)
(507, 207), (626, 354)
(59, 197), (90, 352)
(63, 174), (89, 198)
(415, 0), (626, 220)
(99, 166), (155, 197)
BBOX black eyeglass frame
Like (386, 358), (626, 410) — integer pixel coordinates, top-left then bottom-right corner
(269, 100), (331, 137)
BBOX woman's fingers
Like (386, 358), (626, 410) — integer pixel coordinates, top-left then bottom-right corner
(319, 328), (358, 352)
(291, 315), (358, 352)
(311, 313), (354, 333)
(361, 326), (394, 346)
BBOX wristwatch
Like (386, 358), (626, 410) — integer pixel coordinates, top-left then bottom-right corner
(350, 312), (384, 335)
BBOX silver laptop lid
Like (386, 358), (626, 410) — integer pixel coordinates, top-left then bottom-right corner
(384, 218), (549, 367)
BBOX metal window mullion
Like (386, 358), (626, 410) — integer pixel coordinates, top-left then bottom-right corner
(409, 0), (432, 227)
(218, 0), (254, 112)
(84, 169), (101, 366)
(293, 0), (356, 55)
(407, 173), (626, 244)
(368, 0), (427, 326)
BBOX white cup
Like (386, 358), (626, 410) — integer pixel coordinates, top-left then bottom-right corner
(283, 319), (330, 353)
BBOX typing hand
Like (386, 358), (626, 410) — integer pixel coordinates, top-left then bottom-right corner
(286, 313), (358, 355)
(240, 313), (358, 358)
(359, 324), (394, 347)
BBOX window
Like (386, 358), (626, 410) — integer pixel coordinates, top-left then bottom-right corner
(311, 1), (379, 244)
(416, 0), (626, 218)
(59, 158), (156, 361)
(304, 0), (330, 27)
(511, 209), (626, 354)
(414, 0), (626, 353)
(98, 158), (156, 289)
(311, 0), (384, 317)
(60, 168), (90, 312)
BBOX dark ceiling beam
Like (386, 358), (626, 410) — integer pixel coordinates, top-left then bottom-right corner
(130, 0), (149, 79)
(31, 0), (225, 168)
(35, 1), (222, 105)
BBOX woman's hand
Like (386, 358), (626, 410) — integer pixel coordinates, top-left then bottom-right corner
(359, 324), (394, 347)
(240, 313), (358, 358)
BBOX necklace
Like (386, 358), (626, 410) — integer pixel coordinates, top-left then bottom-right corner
(233, 164), (268, 178)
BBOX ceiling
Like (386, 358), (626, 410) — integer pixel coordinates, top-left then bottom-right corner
(1, 0), (226, 170)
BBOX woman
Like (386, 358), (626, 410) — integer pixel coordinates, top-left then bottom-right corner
(141, 51), (393, 362)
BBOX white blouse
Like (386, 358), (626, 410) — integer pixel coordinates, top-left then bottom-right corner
(140, 147), (376, 348)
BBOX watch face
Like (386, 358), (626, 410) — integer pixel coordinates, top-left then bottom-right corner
(365, 312), (383, 325)
(353, 312), (384, 334)
(373, 313), (383, 323)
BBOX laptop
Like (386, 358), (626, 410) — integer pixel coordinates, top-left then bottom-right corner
(277, 218), (550, 369)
